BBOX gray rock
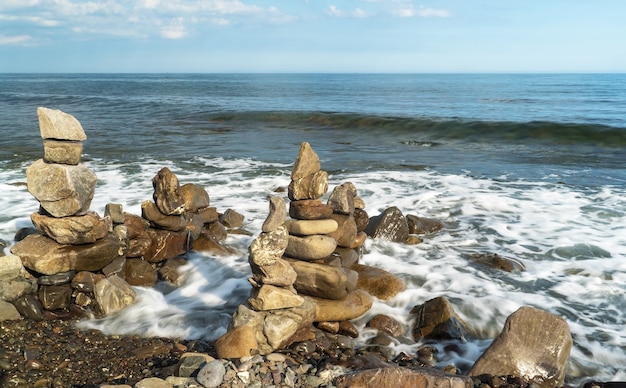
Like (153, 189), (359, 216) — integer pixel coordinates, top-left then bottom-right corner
(0, 300), (22, 321)
(196, 360), (226, 388)
(177, 355), (207, 377)
(248, 226), (289, 266)
(291, 142), (321, 181)
(38, 271), (75, 286)
(284, 234), (337, 261)
(42, 139), (83, 165)
(0, 255), (24, 281)
(0, 277), (38, 302)
(37, 107), (87, 141)
(261, 196), (287, 233)
(134, 377), (172, 388)
(327, 183), (356, 215)
(469, 306), (572, 388)
(26, 159), (97, 217)
(105, 203), (125, 224)
(30, 211), (109, 245)
(335, 366), (473, 388)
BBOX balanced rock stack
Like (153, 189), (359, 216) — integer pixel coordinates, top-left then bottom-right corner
(216, 142), (374, 358)
(10, 107), (132, 320)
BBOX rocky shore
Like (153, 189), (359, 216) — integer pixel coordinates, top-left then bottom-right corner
(1, 108), (579, 387)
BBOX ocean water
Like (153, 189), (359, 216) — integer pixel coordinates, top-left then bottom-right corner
(1, 73), (625, 385)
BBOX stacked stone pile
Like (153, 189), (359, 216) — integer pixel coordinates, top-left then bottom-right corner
(4, 107), (243, 322)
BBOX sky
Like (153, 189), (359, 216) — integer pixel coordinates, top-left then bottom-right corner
(0, 0), (625, 73)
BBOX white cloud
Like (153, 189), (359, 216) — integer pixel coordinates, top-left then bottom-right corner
(326, 5), (370, 18)
(0, 34), (33, 45)
(160, 17), (187, 39)
(393, 5), (450, 18)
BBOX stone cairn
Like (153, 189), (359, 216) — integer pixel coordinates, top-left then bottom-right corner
(216, 142), (403, 358)
(4, 107), (242, 321)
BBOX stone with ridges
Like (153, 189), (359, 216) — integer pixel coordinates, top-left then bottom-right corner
(31, 211), (109, 245)
(291, 142), (320, 181)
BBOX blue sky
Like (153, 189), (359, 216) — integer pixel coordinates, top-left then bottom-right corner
(1, 0), (625, 73)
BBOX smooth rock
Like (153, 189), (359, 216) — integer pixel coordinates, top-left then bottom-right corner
(205, 221), (227, 242)
(262, 298), (316, 350)
(30, 211), (108, 245)
(410, 296), (472, 341)
(327, 183), (355, 215)
(333, 247), (359, 268)
(215, 325), (259, 359)
(262, 196), (287, 233)
(288, 170), (329, 201)
(285, 234), (337, 261)
(13, 294), (44, 321)
(338, 320), (359, 338)
(197, 207), (219, 224)
(250, 256), (297, 289)
(248, 284), (304, 311)
(104, 203), (125, 224)
(353, 263), (406, 301)
(125, 258), (158, 286)
(326, 214), (358, 248)
(152, 167), (185, 216)
(0, 300), (22, 321)
(124, 213), (149, 239)
(289, 199), (334, 220)
(42, 139), (82, 165)
(37, 107), (86, 141)
(38, 284), (72, 310)
(285, 219), (338, 236)
(335, 366), (473, 388)
(180, 183), (210, 213)
(367, 314), (405, 337)
(470, 252), (526, 272)
(364, 206), (410, 243)
(38, 271), (75, 286)
(0, 255), (24, 281)
(291, 142), (320, 181)
(219, 209), (245, 229)
(310, 289), (373, 322)
(141, 200), (185, 231)
(134, 377), (172, 388)
(26, 159), (97, 217)
(350, 231), (368, 249)
(289, 260), (357, 300)
(94, 275), (136, 315)
(469, 306), (572, 388)
(248, 226), (289, 266)
(196, 360), (226, 388)
(317, 321), (340, 334)
(406, 214), (444, 234)
(11, 234), (120, 275)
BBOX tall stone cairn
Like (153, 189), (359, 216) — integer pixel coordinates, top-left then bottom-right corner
(216, 142), (373, 359)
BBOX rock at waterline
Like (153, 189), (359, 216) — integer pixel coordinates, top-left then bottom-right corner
(335, 366), (473, 388)
(352, 263), (406, 301)
(365, 206), (410, 243)
(469, 306), (572, 388)
(410, 296), (472, 342)
(406, 214), (444, 235)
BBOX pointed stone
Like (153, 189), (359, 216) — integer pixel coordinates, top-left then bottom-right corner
(152, 167), (185, 216)
(410, 296), (472, 342)
(364, 206), (409, 243)
(291, 142), (320, 181)
(327, 183), (356, 215)
(37, 107), (87, 141)
(262, 196), (287, 233)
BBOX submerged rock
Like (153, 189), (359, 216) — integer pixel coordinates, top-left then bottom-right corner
(365, 206), (410, 243)
(410, 296), (472, 342)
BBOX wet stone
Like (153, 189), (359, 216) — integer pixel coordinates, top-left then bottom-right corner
(38, 271), (76, 286)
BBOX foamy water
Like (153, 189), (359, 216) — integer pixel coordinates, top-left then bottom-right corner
(2, 156), (625, 385)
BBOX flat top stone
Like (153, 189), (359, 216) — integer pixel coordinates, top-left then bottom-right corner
(37, 107), (87, 141)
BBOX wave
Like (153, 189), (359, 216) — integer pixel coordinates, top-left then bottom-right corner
(209, 111), (626, 147)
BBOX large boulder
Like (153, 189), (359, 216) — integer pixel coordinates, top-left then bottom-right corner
(143, 228), (189, 263)
(26, 159), (97, 217)
(406, 214), (444, 235)
(11, 234), (120, 275)
(410, 296), (472, 342)
(180, 183), (210, 213)
(353, 263), (406, 301)
(30, 211), (109, 245)
(37, 107), (87, 141)
(468, 306), (572, 388)
(365, 206), (409, 243)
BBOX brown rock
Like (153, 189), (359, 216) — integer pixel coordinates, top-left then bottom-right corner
(158, 257), (188, 286)
(248, 284), (304, 311)
(152, 167), (185, 216)
(284, 234), (337, 261)
(353, 263), (406, 301)
(26, 159), (97, 217)
(124, 213), (149, 239)
(205, 221), (228, 242)
(216, 324), (259, 359)
(317, 321), (340, 334)
(364, 206), (410, 243)
(180, 183), (210, 213)
(104, 203), (125, 224)
(38, 284), (72, 310)
(250, 256), (297, 289)
(406, 214), (444, 234)
(350, 231), (367, 249)
(410, 296), (472, 341)
(262, 196), (287, 233)
(102, 256), (126, 278)
(289, 260), (357, 299)
(192, 234), (237, 256)
(43, 139), (82, 165)
(37, 107), (87, 141)
(126, 230), (152, 258)
(0, 300), (22, 321)
(291, 142), (321, 181)
(125, 258), (158, 286)
(289, 199), (333, 220)
(143, 228), (189, 263)
(333, 247), (360, 268)
(94, 275), (136, 316)
(262, 298), (316, 350)
(470, 252), (526, 272)
(288, 170), (329, 201)
(11, 234), (120, 275)
(31, 211), (109, 245)
(310, 289), (373, 322)
(141, 200), (185, 231)
(219, 209), (245, 228)
(326, 214), (357, 248)
(469, 306), (572, 388)
(353, 208), (369, 232)
(71, 271), (105, 292)
(335, 366), (473, 388)
(197, 206), (219, 224)
(367, 314), (404, 337)
(338, 320), (359, 338)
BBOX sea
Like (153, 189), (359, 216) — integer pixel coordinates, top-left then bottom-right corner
(1, 73), (625, 385)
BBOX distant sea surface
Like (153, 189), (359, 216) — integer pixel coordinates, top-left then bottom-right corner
(1, 74), (625, 385)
